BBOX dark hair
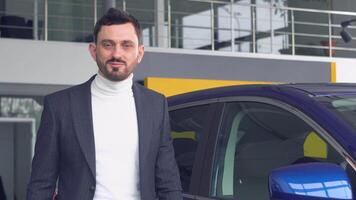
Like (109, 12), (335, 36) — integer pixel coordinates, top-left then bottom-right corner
(93, 8), (142, 44)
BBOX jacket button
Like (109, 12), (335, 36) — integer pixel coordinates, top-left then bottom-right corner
(90, 185), (95, 191)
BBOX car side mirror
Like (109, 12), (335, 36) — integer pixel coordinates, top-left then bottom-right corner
(269, 162), (353, 200)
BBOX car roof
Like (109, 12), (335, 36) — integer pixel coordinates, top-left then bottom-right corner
(287, 83), (356, 96)
(168, 83), (356, 107)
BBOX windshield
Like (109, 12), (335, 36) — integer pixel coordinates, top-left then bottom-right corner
(316, 95), (356, 134)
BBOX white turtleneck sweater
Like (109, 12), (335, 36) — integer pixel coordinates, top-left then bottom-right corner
(91, 72), (140, 200)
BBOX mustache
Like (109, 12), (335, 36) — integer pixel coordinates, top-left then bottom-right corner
(106, 58), (127, 66)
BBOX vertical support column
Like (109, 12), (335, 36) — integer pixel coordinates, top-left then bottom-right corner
(44, 0), (48, 41)
(210, 2), (215, 51)
(123, 0), (126, 11)
(31, 119), (36, 158)
(328, 13), (333, 57)
(155, 0), (165, 47)
(94, 0), (97, 25)
(251, 4), (256, 53)
(33, 0), (38, 40)
(270, 2), (274, 53)
(149, 26), (154, 46)
(167, 0), (172, 48)
(291, 10), (295, 55)
(283, 8), (288, 49)
(230, 0), (235, 52)
(103, 0), (116, 12)
(174, 19), (179, 48)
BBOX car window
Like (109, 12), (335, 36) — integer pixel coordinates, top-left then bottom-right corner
(210, 101), (345, 200)
(317, 96), (356, 137)
(170, 104), (210, 192)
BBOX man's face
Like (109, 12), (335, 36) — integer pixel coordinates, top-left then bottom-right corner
(89, 23), (144, 81)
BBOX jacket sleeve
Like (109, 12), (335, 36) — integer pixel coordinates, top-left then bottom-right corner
(155, 98), (183, 200)
(27, 97), (59, 200)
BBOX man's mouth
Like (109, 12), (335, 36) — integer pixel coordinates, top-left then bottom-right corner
(109, 61), (125, 66)
(107, 61), (126, 71)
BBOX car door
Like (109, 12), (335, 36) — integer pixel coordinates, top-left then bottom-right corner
(169, 102), (223, 200)
(198, 97), (352, 200)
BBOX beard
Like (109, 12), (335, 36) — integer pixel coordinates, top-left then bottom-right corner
(96, 56), (135, 82)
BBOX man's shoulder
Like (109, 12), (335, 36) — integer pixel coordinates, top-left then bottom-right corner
(45, 76), (94, 102)
(133, 82), (165, 100)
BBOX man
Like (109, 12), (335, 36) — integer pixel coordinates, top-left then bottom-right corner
(27, 8), (182, 200)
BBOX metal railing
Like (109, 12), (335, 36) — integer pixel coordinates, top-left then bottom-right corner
(162, 0), (356, 57)
(1, 0), (356, 58)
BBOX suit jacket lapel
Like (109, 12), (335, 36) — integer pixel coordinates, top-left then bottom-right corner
(133, 83), (152, 168)
(69, 79), (151, 179)
(70, 76), (96, 177)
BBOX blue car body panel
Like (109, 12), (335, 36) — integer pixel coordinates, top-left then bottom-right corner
(168, 83), (356, 161)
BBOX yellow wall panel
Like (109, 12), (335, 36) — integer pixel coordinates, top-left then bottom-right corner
(303, 131), (327, 159)
(330, 62), (336, 83)
(145, 77), (273, 97)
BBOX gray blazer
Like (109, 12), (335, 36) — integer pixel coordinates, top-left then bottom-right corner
(27, 76), (182, 200)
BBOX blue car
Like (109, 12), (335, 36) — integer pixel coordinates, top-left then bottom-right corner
(167, 83), (356, 200)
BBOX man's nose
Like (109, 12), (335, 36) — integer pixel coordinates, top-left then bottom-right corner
(112, 45), (124, 57)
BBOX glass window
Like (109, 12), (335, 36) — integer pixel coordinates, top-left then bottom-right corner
(0, 97), (42, 200)
(125, 0), (155, 46)
(170, 0), (212, 49)
(0, 0), (35, 40)
(169, 104), (210, 192)
(317, 95), (356, 137)
(47, 0), (94, 42)
(217, 0), (252, 52)
(182, 9), (211, 49)
(210, 101), (345, 199)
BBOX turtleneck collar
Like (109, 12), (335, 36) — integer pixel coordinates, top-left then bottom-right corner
(91, 71), (133, 96)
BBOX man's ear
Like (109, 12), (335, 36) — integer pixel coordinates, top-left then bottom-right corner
(137, 45), (144, 63)
(88, 43), (97, 61)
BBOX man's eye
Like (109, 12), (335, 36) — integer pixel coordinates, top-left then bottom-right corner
(102, 42), (113, 48)
(122, 43), (133, 48)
